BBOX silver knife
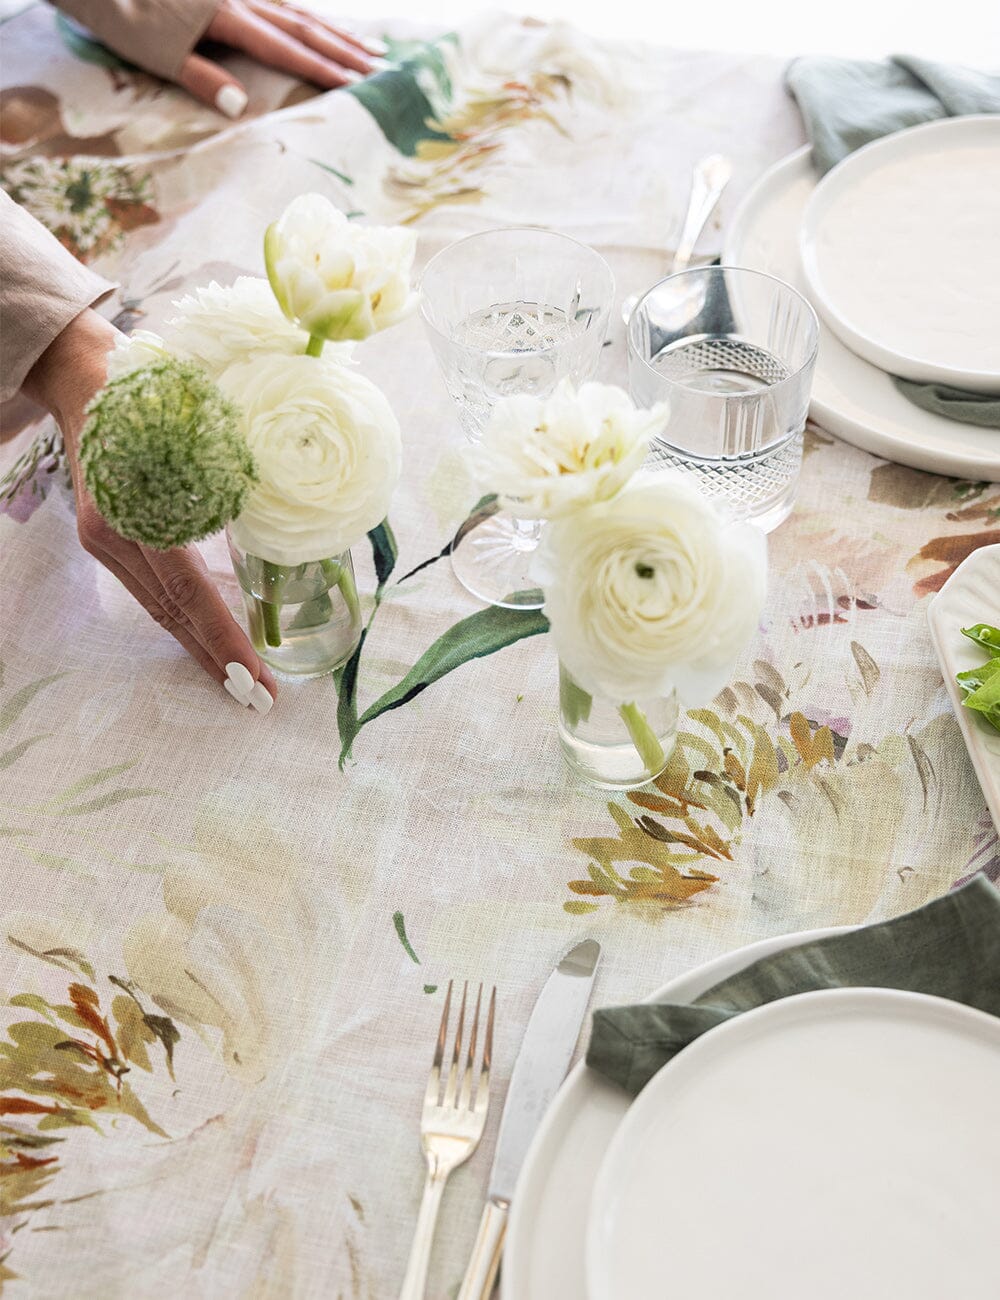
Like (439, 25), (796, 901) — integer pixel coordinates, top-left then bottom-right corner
(456, 938), (601, 1300)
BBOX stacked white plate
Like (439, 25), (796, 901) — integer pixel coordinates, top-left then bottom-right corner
(503, 933), (1000, 1299)
(724, 115), (1000, 480)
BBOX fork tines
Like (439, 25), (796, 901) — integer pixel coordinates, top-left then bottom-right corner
(425, 980), (496, 1115)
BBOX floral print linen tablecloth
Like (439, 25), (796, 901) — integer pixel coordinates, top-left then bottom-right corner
(1, 8), (998, 1296)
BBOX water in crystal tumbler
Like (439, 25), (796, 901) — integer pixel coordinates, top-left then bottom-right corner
(627, 266), (819, 532)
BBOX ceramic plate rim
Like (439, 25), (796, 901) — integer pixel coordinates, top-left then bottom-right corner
(799, 116), (1000, 390)
(927, 541), (1000, 834)
(585, 986), (1000, 1300)
(502, 924), (847, 1300)
(724, 144), (1000, 480)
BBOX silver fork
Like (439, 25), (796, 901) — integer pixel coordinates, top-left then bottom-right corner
(399, 981), (496, 1300)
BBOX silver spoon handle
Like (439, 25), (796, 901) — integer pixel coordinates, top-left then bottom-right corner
(671, 153), (733, 273)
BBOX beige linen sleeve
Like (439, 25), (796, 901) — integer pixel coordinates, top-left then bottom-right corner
(0, 191), (116, 401)
(51, 0), (220, 82)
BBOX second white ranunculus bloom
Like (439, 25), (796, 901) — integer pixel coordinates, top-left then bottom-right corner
(264, 193), (418, 344)
(534, 473), (767, 704)
(218, 354), (401, 566)
(474, 379), (667, 519)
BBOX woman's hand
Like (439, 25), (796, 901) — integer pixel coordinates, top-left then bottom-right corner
(23, 308), (277, 711)
(179, 0), (386, 118)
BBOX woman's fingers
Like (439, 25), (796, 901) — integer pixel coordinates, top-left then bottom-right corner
(246, 1), (378, 74)
(176, 51), (249, 119)
(249, 0), (387, 58)
(210, 5), (362, 88)
(141, 544), (278, 702)
(77, 500), (276, 707)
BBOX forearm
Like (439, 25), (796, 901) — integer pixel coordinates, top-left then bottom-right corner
(49, 0), (220, 80)
(22, 309), (117, 450)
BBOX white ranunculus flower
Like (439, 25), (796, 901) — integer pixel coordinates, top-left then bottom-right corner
(164, 277), (351, 379)
(535, 474), (767, 704)
(264, 193), (418, 343)
(105, 328), (170, 380)
(218, 354), (401, 565)
(474, 379), (667, 519)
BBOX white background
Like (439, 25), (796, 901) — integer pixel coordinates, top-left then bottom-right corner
(2, 0), (997, 63)
(346, 0), (1000, 63)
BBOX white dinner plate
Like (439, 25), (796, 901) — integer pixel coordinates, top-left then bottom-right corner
(800, 117), (1000, 391)
(587, 988), (1000, 1300)
(927, 542), (1000, 834)
(502, 926), (845, 1300)
(725, 145), (999, 480)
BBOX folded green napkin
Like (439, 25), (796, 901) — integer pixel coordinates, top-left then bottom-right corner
(587, 875), (1000, 1096)
(784, 56), (1000, 429)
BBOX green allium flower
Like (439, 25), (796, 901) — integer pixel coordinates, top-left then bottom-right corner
(80, 360), (257, 550)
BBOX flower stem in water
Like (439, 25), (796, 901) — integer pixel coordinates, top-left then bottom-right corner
(260, 560), (284, 646)
(618, 701), (666, 777)
(559, 666), (593, 729)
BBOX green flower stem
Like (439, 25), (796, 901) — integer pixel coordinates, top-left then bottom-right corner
(245, 594), (266, 652)
(618, 701), (667, 776)
(305, 333), (325, 358)
(260, 561), (285, 646)
(559, 666), (593, 729)
(321, 557), (361, 626)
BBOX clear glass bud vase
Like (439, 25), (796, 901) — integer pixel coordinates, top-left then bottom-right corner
(227, 528), (362, 678)
(557, 662), (678, 790)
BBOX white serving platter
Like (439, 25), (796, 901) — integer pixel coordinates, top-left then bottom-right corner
(927, 541), (1000, 834)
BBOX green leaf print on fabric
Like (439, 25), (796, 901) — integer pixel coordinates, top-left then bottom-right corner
(345, 35), (456, 156)
(1, 951), (179, 1280)
(55, 13), (131, 69)
(392, 911), (420, 964)
(349, 68), (451, 157)
(0, 674), (65, 733)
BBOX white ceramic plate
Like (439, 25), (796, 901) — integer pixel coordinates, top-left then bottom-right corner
(587, 988), (1000, 1300)
(725, 146), (999, 480)
(927, 542), (1000, 834)
(800, 117), (1000, 391)
(502, 926), (844, 1300)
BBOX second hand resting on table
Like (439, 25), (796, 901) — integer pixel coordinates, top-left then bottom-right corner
(52, 0), (385, 115)
(179, 0), (385, 117)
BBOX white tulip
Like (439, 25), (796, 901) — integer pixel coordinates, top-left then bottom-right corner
(474, 378), (667, 519)
(264, 193), (418, 345)
(218, 354), (401, 565)
(534, 473), (767, 704)
(165, 277), (345, 379)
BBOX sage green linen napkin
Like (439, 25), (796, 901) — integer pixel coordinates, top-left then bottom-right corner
(587, 875), (1000, 1096)
(785, 55), (1000, 176)
(784, 56), (1000, 429)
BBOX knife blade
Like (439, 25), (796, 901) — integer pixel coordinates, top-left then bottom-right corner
(456, 938), (601, 1300)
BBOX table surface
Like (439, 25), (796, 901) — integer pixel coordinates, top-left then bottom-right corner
(1, 10), (998, 1297)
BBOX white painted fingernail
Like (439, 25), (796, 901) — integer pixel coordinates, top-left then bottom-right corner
(224, 678), (251, 706)
(226, 661), (254, 694)
(216, 84), (248, 119)
(248, 681), (273, 715)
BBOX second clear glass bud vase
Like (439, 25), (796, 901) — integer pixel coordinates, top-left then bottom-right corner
(558, 662), (678, 790)
(227, 528), (362, 678)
